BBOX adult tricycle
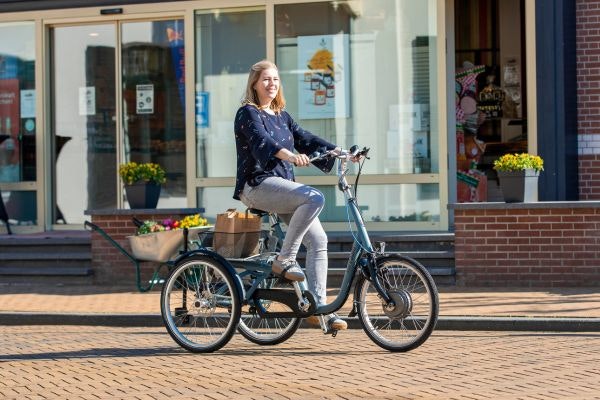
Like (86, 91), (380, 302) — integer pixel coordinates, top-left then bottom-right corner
(160, 146), (439, 353)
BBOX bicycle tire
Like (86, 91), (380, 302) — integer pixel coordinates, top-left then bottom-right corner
(237, 275), (301, 345)
(160, 255), (241, 353)
(355, 255), (439, 352)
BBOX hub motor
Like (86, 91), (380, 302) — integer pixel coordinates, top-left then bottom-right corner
(382, 290), (413, 319)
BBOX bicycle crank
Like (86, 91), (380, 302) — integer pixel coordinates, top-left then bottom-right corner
(253, 288), (317, 318)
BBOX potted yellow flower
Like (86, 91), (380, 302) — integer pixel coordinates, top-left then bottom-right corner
(493, 153), (543, 202)
(119, 162), (166, 209)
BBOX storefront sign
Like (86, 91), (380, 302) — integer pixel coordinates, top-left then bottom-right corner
(136, 84), (154, 114)
(297, 34), (349, 120)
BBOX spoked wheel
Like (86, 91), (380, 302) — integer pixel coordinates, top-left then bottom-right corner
(355, 255), (439, 352)
(161, 255), (241, 353)
(237, 275), (301, 345)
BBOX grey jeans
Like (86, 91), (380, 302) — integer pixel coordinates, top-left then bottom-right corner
(239, 177), (328, 305)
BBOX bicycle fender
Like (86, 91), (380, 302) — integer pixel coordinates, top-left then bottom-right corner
(172, 249), (245, 302)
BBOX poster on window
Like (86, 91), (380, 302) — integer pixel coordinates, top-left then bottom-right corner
(78, 86), (95, 116)
(297, 34), (349, 120)
(0, 78), (20, 181)
(136, 84), (154, 114)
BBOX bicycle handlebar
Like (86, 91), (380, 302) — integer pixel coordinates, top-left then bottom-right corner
(308, 145), (370, 163)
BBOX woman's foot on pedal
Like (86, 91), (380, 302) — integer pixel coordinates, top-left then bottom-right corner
(306, 313), (347, 331)
(271, 258), (305, 282)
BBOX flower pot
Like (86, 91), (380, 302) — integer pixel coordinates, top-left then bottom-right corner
(125, 182), (161, 209)
(496, 169), (539, 203)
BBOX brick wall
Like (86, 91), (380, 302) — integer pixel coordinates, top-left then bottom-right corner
(88, 211), (199, 287)
(577, 0), (600, 199)
(579, 153), (600, 199)
(453, 203), (600, 287)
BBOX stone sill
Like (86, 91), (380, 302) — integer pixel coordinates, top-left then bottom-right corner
(448, 201), (600, 210)
(84, 208), (205, 216)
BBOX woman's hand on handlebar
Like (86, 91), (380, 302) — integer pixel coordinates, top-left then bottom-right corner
(289, 153), (311, 167)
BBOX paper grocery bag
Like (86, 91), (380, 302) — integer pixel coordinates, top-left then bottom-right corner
(213, 209), (261, 258)
(214, 208), (261, 234)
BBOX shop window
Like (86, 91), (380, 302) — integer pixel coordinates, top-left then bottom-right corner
(51, 24), (117, 224)
(454, 0), (527, 202)
(122, 19), (186, 207)
(194, 9), (266, 181)
(0, 21), (36, 183)
(275, 1), (440, 223)
(1, 190), (36, 225)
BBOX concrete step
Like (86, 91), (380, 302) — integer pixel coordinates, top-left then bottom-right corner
(0, 237), (90, 254)
(0, 235), (94, 284)
(298, 249), (456, 286)
(0, 266), (93, 276)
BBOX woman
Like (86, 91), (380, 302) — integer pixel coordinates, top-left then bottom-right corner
(233, 60), (346, 331)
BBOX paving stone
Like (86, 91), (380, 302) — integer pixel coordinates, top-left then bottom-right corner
(1, 326), (599, 399)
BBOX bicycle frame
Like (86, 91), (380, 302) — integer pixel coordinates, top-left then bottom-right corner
(228, 150), (393, 316)
(315, 153), (392, 314)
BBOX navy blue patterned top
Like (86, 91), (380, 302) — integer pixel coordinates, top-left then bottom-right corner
(233, 104), (336, 200)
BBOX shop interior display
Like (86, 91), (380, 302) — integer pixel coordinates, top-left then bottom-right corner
(454, 0), (527, 203)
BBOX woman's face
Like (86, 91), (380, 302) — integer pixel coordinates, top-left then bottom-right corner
(253, 67), (279, 106)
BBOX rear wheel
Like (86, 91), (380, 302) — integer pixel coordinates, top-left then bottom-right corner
(160, 255), (241, 353)
(355, 255), (438, 352)
(237, 275), (301, 345)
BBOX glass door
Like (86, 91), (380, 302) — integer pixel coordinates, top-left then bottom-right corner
(121, 19), (186, 208)
(50, 18), (186, 225)
(50, 24), (117, 225)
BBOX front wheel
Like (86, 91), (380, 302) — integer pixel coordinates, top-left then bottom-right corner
(160, 255), (241, 353)
(354, 255), (439, 352)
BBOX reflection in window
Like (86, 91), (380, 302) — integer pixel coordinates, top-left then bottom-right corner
(196, 187), (243, 224)
(0, 21), (36, 183)
(51, 24), (117, 224)
(275, 1), (438, 177)
(1, 190), (36, 225)
(122, 19), (186, 208)
(195, 10), (266, 180)
(314, 184), (439, 223)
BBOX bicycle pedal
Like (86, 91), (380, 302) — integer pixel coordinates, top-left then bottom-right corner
(322, 327), (339, 337)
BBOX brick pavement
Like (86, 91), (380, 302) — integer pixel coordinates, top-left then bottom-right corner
(1, 285), (599, 318)
(1, 326), (599, 399)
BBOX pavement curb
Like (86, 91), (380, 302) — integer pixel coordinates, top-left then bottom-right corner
(2, 313), (600, 331)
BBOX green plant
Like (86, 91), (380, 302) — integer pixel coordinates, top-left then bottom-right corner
(119, 162), (166, 185)
(493, 153), (544, 173)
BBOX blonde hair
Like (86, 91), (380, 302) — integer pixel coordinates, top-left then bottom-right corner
(242, 60), (286, 114)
